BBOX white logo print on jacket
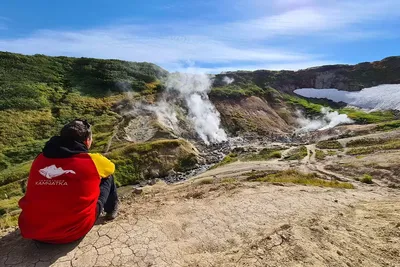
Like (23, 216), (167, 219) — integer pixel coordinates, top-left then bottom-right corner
(39, 165), (76, 179)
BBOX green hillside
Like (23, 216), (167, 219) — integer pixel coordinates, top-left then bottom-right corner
(0, 52), (170, 227)
(213, 56), (400, 92)
(1, 51), (399, 228)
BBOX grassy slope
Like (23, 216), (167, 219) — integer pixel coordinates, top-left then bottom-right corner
(247, 170), (354, 189)
(0, 52), (169, 226)
(286, 95), (397, 124)
(1, 52), (399, 227)
(211, 82), (397, 135)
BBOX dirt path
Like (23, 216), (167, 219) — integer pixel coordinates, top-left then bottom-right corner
(307, 144), (316, 163)
(338, 128), (400, 147)
(105, 115), (124, 153)
(192, 159), (289, 180)
(1, 180), (399, 267)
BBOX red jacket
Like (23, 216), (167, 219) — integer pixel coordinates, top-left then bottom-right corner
(18, 136), (115, 244)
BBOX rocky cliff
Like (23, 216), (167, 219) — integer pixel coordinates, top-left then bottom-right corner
(213, 56), (400, 92)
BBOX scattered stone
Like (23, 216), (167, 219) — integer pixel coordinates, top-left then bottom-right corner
(134, 188), (143, 195)
(280, 224), (291, 230)
(147, 179), (157, 186)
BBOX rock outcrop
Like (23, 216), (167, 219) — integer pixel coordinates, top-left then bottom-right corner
(214, 56), (400, 92)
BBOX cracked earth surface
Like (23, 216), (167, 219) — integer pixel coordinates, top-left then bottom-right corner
(1, 179), (399, 267)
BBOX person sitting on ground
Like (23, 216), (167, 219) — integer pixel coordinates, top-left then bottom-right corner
(18, 119), (119, 244)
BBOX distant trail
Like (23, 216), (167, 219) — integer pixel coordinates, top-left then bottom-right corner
(104, 115), (124, 153)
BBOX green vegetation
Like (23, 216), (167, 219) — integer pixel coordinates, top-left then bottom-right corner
(0, 197), (21, 229)
(176, 154), (198, 172)
(327, 150), (337, 156)
(0, 52), (166, 99)
(193, 177), (214, 186)
(0, 52), (169, 226)
(210, 153), (238, 170)
(316, 140), (343, 149)
(360, 174), (373, 184)
(315, 149), (326, 160)
(346, 146), (375, 155)
(0, 51), (398, 228)
(210, 83), (264, 98)
(0, 52), (166, 169)
(216, 57), (400, 97)
(243, 148), (282, 161)
(248, 169), (354, 189)
(347, 140), (400, 155)
(0, 213), (19, 229)
(210, 148), (282, 170)
(0, 162), (31, 201)
(285, 95), (325, 115)
(284, 146), (308, 160)
(221, 177), (238, 184)
(108, 139), (197, 185)
(340, 108), (396, 124)
(347, 138), (383, 147)
(376, 120), (400, 131)
(0, 197), (20, 216)
(286, 95), (395, 124)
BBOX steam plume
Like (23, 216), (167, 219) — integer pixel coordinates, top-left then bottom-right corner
(297, 107), (354, 132)
(164, 72), (228, 144)
(222, 76), (235, 85)
(144, 99), (179, 130)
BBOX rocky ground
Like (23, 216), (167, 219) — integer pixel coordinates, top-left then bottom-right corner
(1, 128), (400, 267)
(1, 181), (398, 267)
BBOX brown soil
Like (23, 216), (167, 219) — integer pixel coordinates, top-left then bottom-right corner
(1, 130), (400, 267)
(214, 96), (294, 135)
(1, 180), (399, 267)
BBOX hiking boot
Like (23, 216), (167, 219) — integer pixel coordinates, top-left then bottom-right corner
(105, 201), (119, 220)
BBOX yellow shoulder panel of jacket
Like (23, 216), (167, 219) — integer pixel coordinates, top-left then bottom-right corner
(88, 153), (115, 178)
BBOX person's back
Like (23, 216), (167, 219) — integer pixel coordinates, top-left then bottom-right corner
(18, 119), (118, 244)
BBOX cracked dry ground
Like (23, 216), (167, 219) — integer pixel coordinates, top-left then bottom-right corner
(1, 181), (399, 267)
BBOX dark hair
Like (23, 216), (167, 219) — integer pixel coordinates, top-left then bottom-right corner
(60, 119), (92, 142)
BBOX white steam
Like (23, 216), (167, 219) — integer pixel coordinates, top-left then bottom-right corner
(144, 99), (179, 130)
(222, 76), (235, 85)
(297, 107), (354, 132)
(166, 73), (227, 144)
(152, 72), (227, 145)
(295, 84), (400, 110)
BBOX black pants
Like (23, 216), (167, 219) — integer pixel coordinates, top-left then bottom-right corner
(96, 175), (118, 218)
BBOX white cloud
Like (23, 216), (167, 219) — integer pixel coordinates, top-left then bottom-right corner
(0, 26), (324, 71)
(216, 0), (400, 40)
(0, 0), (398, 72)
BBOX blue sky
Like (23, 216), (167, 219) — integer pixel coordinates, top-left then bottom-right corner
(0, 0), (399, 72)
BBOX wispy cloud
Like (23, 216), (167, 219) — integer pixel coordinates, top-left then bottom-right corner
(0, 0), (398, 72)
(0, 27), (326, 71)
(215, 0), (400, 40)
